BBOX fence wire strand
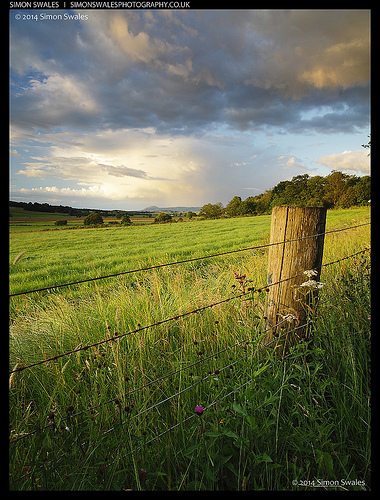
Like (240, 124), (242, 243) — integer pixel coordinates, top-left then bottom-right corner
(9, 246), (369, 377)
(8, 220), (370, 461)
(9, 217), (370, 483)
(9, 221), (370, 297)
(9, 250), (370, 445)
(9, 313), (297, 444)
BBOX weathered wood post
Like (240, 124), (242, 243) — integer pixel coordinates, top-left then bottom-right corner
(264, 206), (326, 355)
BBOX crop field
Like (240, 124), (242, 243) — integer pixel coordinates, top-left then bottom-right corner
(9, 207), (371, 491)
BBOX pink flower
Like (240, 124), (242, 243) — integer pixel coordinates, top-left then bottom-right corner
(195, 405), (204, 415)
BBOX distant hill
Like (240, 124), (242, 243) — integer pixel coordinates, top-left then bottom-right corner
(142, 206), (201, 213)
(9, 200), (202, 217)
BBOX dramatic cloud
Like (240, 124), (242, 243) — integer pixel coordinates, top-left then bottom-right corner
(9, 9), (370, 209)
(244, 10), (370, 95)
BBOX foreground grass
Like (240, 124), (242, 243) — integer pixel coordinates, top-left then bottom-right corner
(9, 208), (370, 490)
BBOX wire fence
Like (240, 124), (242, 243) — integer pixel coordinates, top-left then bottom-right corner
(9, 219), (371, 485)
(9, 222), (369, 297)
(9, 246), (369, 377)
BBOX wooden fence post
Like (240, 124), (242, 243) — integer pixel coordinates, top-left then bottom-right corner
(264, 206), (327, 355)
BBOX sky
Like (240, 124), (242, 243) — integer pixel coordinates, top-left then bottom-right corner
(10, 8), (371, 210)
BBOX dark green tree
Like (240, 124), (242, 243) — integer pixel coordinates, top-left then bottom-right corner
(226, 196), (242, 216)
(224, 169), (370, 216)
(254, 190), (273, 214)
(337, 186), (358, 208)
(354, 176), (371, 204)
(154, 212), (173, 224)
(84, 213), (103, 225)
(323, 171), (352, 206)
(239, 197), (257, 215)
(199, 202), (224, 219)
(121, 214), (132, 225)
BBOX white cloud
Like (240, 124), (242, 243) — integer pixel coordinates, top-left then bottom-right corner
(12, 126), (280, 207)
(13, 128), (213, 205)
(316, 149), (370, 174)
(277, 155), (306, 169)
(228, 162), (248, 167)
(19, 185), (106, 198)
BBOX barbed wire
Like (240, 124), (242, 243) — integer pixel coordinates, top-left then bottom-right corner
(9, 313), (295, 444)
(9, 249), (370, 446)
(9, 248), (371, 481)
(104, 323), (310, 467)
(9, 246), (369, 377)
(104, 268), (371, 466)
(9, 216), (371, 488)
(10, 320), (306, 473)
(9, 221), (370, 297)
(102, 318), (303, 436)
(9, 293), (245, 376)
(9, 308), (345, 482)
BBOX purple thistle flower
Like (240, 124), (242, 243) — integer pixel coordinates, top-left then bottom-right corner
(195, 405), (204, 416)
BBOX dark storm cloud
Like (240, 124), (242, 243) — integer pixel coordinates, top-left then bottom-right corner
(10, 9), (370, 137)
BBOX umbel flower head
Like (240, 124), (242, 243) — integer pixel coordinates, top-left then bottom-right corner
(299, 280), (325, 289)
(303, 269), (318, 278)
(195, 405), (204, 416)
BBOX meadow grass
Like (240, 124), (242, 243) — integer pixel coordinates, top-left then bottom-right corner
(8, 207), (367, 296)
(9, 208), (370, 490)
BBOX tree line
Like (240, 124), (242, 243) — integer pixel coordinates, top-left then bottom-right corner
(9, 170), (370, 225)
(9, 201), (150, 218)
(199, 171), (371, 219)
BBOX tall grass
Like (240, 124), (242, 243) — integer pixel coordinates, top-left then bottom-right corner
(9, 208), (370, 490)
(9, 215), (271, 296)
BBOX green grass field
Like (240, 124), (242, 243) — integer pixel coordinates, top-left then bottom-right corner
(9, 207), (371, 491)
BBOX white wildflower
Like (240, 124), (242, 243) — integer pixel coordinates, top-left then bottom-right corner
(303, 269), (318, 278)
(299, 280), (325, 289)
